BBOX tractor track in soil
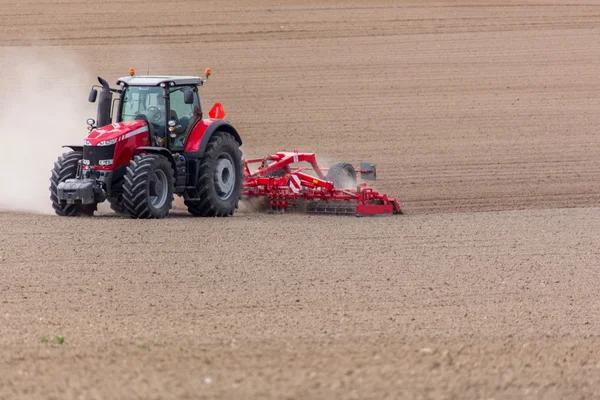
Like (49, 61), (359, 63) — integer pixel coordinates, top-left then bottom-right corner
(1, 1), (600, 399)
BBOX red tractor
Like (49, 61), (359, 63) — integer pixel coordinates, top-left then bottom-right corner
(50, 68), (244, 218)
(50, 68), (401, 218)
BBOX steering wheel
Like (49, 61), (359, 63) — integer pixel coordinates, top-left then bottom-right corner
(146, 106), (164, 123)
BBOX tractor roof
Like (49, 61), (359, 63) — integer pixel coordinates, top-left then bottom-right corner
(116, 75), (204, 87)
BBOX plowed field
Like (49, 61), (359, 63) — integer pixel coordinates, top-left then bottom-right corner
(1, 1), (599, 399)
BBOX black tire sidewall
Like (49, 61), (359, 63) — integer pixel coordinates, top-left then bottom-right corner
(202, 134), (243, 212)
(108, 196), (124, 213)
(146, 156), (174, 218)
(123, 154), (174, 219)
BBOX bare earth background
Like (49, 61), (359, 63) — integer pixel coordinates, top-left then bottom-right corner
(1, 1), (600, 399)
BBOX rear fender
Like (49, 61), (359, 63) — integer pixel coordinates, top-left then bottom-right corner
(183, 120), (242, 188)
(184, 119), (242, 157)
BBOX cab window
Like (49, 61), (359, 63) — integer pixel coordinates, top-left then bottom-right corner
(169, 87), (198, 151)
(169, 88), (195, 121)
(121, 86), (165, 121)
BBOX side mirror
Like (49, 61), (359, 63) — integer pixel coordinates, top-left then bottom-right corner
(184, 90), (194, 104)
(88, 88), (98, 103)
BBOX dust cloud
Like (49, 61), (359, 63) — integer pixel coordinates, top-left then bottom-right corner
(0, 48), (96, 214)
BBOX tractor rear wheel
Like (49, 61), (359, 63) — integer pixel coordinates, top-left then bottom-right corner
(326, 162), (357, 189)
(122, 154), (174, 219)
(185, 131), (243, 217)
(49, 151), (96, 217)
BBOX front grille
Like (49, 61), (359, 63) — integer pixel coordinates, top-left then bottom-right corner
(83, 144), (115, 166)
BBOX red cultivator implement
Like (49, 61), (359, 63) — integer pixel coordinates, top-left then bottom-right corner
(242, 151), (402, 216)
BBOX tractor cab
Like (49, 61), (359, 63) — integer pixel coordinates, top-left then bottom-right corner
(115, 73), (204, 151)
(89, 69), (211, 152)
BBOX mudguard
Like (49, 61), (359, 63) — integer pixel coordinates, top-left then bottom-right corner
(184, 119), (241, 158)
(133, 146), (176, 167)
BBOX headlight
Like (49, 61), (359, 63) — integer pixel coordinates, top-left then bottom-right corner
(99, 159), (113, 166)
(97, 138), (117, 146)
(83, 139), (92, 146)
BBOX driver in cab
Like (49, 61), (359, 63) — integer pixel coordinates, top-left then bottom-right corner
(126, 86), (195, 150)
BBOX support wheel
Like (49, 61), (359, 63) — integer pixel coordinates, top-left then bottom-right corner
(326, 162), (357, 189)
(185, 131), (243, 217)
(123, 154), (174, 219)
(49, 151), (96, 217)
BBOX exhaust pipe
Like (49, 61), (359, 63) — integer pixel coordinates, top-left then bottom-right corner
(96, 77), (112, 128)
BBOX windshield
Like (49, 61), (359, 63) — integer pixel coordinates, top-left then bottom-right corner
(120, 86), (167, 133)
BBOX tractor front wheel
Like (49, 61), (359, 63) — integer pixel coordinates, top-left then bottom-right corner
(108, 196), (125, 214)
(185, 131), (243, 217)
(122, 154), (174, 219)
(49, 151), (96, 217)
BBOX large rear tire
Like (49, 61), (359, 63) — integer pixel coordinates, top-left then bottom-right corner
(49, 151), (96, 217)
(326, 162), (357, 189)
(122, 154), (174, 219)
(185, 131), (243, 217)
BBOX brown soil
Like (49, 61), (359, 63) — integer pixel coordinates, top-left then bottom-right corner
(1, 1), (600, 399)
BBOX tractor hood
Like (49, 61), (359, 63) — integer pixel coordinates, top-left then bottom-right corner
(85, 120), (149, 146)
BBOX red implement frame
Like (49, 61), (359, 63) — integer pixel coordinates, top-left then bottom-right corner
(241, 151), (402, 216)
